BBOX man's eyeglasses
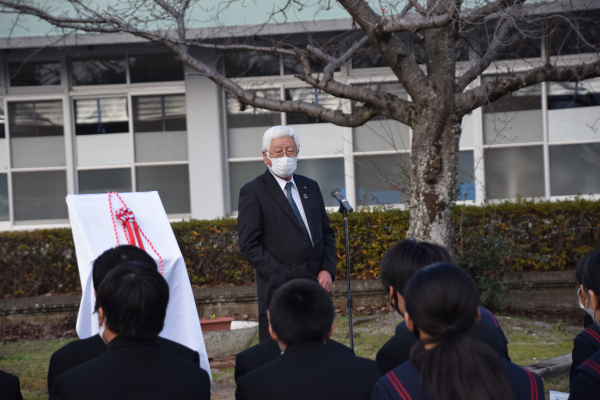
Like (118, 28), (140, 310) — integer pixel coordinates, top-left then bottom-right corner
(267, 149), (299, 158)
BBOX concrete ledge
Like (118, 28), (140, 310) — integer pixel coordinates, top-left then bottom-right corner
(525, 354), (572, 380)
(0, 271), (578, 326)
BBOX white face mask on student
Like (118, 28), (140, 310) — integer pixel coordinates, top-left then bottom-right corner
(268, 154), (297, 178)
(579, 287), (600, 327)
(99, 318), (108, 345)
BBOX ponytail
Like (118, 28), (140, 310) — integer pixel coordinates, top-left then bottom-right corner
(404, 263), (515, 400)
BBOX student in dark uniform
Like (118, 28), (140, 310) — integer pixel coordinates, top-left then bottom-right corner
(49, 263), (210, 400)
(571, 249), (600, 385)
(0, 370), (23, 400)
(376, 239), (509, 374)
(571, 349), (600, 400)
(236, 279), (381, 400)
(571, 248), (600, 394)
(235, 269), (353, 383)
(47, 246), (199, 392)
(372, 263), (543, 400)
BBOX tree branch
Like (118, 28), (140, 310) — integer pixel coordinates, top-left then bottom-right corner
(455, 14), (516, 92)
(336, 0), (430, 103)
(323, 35), (369, 81)
(455, 59), (600, 114)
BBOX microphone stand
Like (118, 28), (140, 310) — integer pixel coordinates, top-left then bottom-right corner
(338, 204), (354, 351)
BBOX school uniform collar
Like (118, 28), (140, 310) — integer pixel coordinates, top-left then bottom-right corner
(107, 336), (159, 351)
(283, 339), (327, 354)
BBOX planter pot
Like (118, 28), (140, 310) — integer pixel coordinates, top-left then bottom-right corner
(200, 317), (235, 332)
(203, 321), (259, 358)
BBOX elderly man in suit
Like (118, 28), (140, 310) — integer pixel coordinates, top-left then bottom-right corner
(237, 125), (337, 341)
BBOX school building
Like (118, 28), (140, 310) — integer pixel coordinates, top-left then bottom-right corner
(0, 3), (598, 231)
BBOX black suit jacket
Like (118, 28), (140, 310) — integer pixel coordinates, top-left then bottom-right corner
(49, 336), (210, 400)
(376, 319), (510, 374)
(234, 337), (354, 383)
(47, 334), (200, 392)
(0, 370), (23, 400)
(237, 169), (337, 313)
(236, 340), (381, 400)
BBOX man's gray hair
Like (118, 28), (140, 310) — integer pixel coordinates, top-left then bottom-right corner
(262, 125), (301, 152)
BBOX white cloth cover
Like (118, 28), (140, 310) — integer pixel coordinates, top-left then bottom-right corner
(66, 191), (211, 379)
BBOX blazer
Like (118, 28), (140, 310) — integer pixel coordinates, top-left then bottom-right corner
(571, 348), (600, 400)
(0, 370), (23, 400)
(49, 336), (210, 400)
(235, 340), (381, 400)
(234, 337), (354, 382)
(373, 357), (543, 400)
(48, 333), (200, 392)
(377, 318), (510, 374)
(571, 324), (600, 385)
(237, 169), (337, 313)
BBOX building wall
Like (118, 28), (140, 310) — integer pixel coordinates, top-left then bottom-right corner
(0, 41), (599, 231)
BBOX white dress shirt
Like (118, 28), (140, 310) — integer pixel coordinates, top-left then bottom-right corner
(270, 170), (314, 245)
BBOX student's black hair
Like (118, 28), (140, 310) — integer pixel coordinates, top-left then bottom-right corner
(268, 279), (334, 346)
(266, 269), (319, 309)
(380, 238), (453, 295)
(404, 262), (515, 400)
(92, 245), (157, 292)
(94, 261), (169, 339)
(581, 248), (600, 295)
(576, 252), (592, 285)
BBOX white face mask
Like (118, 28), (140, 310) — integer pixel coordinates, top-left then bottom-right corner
(268, 154), (297, 178)
(99, 318), (108, 345)
(579, 287), (600, 327)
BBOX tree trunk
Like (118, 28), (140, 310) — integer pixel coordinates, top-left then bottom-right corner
(406, 115), (461, 249)
(405, 17), (462, 249)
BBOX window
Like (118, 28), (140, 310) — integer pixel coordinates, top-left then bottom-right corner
(226, 91), (281, 159)
(133, 94), (188, 163)
(285, 88), (343, 124)
(8, 61), (61, 87)
(75, 97), (129, 135)
(548, 10), (600, 56)
(129, 54), (184, 83)
(352, 43), (388, 69)
(136, 165), (190, 214)
(71, 55), (127, 86)
(484, 146), (545, 199)
(12, 170), (68, 221)
(74, 97), (131, 167)
(548, 79), (600, 142)
(550, 143), (600, 196)
(8, 100), (66, 168)
(352, 82), (410, 152)
(0, 103), (6, 170)
(483, 82), (543, 145)
(296, 158), (346, 207)
(458, 151), (476, 201)
(355, 154), (410, 205)
(0, 174), (7, 221)
(225, 51), (281, 78)
(78, 168), (132, 194)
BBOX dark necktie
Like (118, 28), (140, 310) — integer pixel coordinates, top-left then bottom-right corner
(285, 182), (313, 249)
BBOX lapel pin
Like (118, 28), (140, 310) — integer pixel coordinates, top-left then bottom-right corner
(303, 194), (308, 199)
(303, 186), (306, 189)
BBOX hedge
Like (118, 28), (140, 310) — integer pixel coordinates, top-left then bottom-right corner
(1, 197), (599, 299)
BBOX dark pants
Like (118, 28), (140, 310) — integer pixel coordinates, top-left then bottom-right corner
(259, 313), (270, 342)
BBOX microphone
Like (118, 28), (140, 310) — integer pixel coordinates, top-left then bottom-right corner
(331, 188), (354, 213)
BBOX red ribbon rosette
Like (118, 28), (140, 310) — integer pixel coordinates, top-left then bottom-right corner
(108, 191), (164, 274)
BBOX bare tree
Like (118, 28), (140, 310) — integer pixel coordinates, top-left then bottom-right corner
(1, 0), (599, 247)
